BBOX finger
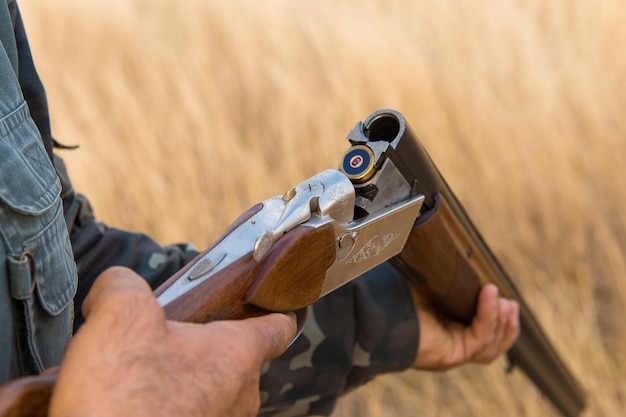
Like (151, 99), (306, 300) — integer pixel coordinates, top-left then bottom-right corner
(82, 266), (155, 319)
(494, 298), (512, 343)
(243, 312), (298, 362)
(474, 298), (512, 362)
(475, 298), (521, 363)
(464, 284), (499, 356)
(500, 300), (520, 352)
(41, 366), (60, 376)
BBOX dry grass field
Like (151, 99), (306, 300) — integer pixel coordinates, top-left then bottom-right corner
(20, 0), (625, 415)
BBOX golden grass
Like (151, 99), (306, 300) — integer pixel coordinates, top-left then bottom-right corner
(21, 0), (626, 415)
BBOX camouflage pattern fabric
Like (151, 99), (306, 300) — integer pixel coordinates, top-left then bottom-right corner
(259, 263), (418, 416)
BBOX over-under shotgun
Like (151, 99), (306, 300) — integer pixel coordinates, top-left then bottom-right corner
(0, 109), (585, 417)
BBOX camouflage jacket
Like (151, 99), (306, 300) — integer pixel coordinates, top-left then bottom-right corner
(3, 1), (419, 415)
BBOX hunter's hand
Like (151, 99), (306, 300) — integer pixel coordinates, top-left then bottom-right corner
(412, 284), (520, 370)
(49, 267), (297, 417)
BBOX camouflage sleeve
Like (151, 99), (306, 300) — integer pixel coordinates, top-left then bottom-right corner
(258, 262), (419, 417)
(57, 155), (419, 415)
(66, 192), (199, 329)
(56, 156), (199, 329)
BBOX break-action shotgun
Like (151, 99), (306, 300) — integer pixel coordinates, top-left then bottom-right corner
(0, 109), (585, 417)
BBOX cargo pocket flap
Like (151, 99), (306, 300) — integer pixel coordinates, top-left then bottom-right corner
(0, 104), (61, 215)
(26, 205), (78, 316)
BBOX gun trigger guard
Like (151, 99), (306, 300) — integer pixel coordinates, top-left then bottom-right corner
(289, 308), (308, 347)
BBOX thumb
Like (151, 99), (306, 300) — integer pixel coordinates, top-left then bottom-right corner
(243, 312), (298, 361)
(81, 266), (157, 320)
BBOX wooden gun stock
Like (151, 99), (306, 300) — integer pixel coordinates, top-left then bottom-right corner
(0, 374), (56, 417)
(155, 205), (337, 322)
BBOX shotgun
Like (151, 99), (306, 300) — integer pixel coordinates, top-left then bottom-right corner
(344, 109), (586, 417)
(0, 109), (585, 417)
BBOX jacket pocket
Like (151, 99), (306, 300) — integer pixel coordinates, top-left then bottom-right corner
(0, 101), (77, 373)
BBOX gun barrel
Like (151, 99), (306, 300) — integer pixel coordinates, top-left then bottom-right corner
(346, 109), (586, 417)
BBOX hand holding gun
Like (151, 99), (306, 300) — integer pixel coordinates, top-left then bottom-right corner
(0, 109), (585, 417)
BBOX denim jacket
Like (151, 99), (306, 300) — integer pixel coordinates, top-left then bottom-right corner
(0, 0), (77, 380)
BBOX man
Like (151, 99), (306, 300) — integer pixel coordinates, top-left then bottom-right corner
(0, 1), (519, 416)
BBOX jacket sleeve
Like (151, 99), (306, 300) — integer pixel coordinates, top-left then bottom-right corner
(258, 262), (419, 417)
(56, 155), (199, 329)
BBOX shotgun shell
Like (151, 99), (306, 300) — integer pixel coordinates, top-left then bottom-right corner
(340, 145), (376, 184)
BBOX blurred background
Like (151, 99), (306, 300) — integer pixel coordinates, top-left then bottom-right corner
(21, 0), (625, 415)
